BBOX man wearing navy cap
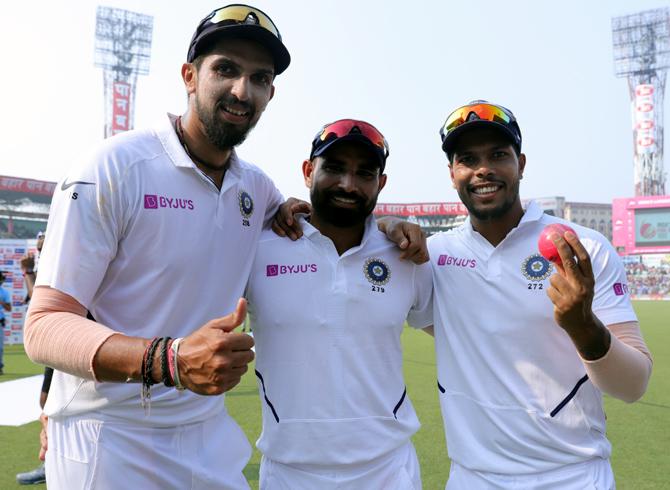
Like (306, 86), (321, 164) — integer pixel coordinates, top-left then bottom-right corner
(25, 5), (295, 489)
(246, 119), (434, 489)
(429, 100), (652, 488)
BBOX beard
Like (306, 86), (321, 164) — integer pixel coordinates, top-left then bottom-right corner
(194, 94), (257, 150)
(458, 179), (520, 221)
(310, 187), (378, 228)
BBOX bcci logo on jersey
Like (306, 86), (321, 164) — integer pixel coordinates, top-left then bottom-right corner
(521, 254), (553, 282)
(364, 257), (391, 286)
(238, 190), (254, 227)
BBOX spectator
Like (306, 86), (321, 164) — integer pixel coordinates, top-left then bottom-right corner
(624, 260), (670, 298)
(16, 231), (49, 485)
(0, 271), (11, 375)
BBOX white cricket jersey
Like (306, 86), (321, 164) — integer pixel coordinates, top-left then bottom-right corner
(37, 114), (283, 426)
(428, 201), (637, 474)
(246, 216), (433, 466)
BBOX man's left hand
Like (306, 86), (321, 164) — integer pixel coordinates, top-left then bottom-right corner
(377, 217), (429, 264)
(272, 198), (311, 241)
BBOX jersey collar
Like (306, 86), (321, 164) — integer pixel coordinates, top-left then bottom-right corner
(159, 113), (242, 175)
(518, 200), (544, 226)
(301, 214), (378, 250)
(461, 200), (545, 249)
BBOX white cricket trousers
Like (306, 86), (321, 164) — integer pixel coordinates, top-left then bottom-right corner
(446, 458), (615, 489)
(259, 440), (422, 490)
(45, 408), (252, 490)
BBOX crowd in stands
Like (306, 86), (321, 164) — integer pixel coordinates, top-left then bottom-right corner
(625, 260), (670, 298)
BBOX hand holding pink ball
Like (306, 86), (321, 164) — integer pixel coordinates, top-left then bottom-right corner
(538, 223), (578, 265)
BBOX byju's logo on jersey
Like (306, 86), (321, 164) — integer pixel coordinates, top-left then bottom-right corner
(613, 282), (629, 296)
(238, 190), (254, 227)
(437, 254), (476, 268)
(266, 263), (318, 277)
(144, 194), (194, 210)
(364, 257), (391, 286)
(521, 254), (553, 282)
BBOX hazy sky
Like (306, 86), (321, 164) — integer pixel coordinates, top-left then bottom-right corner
(2, 0), (669, 204)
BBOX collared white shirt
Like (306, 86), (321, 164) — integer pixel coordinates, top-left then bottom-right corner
(37, 114), (283, 425)
(246, 215), (433, 465)
(428, 201), (637, 474)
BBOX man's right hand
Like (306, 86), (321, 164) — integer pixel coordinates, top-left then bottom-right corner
(177, 298), (254, 395)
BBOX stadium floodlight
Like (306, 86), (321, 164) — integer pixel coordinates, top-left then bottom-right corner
(612, 7), (670, 196)
(94, 6), (153, 138)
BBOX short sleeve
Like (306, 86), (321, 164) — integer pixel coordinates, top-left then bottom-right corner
(589, 236), (638, 326)
(406, 262), (434, 329)
(262, 179), (285, 230)
(36, 151), (129, 309)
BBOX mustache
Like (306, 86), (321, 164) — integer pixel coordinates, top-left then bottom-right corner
(217, 96), (254, 115)
(327, 190), (365, 203)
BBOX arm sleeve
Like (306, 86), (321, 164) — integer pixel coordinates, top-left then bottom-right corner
(406, 262), (434, 329)
(582, 321), (652, 403)
(23, 286), (117, 381)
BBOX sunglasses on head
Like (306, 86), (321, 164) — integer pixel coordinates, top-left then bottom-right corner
(200, 4), (281, 39)
(317, 119), (389, 157)
(441, 103), (513, 136)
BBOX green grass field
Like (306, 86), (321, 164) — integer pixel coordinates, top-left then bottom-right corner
(0, 301), (667, 489)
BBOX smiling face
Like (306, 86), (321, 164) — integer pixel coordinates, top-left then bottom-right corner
(449, 127), (525, 223)
(185, 37), (275, 150)
(304, 141), (387, 228)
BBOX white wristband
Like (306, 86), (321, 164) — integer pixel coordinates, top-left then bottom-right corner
(171, 338), (185, 391)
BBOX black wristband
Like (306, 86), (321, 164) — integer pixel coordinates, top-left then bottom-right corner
(160, 337), (173, 387)
(144, 338), (162, 388)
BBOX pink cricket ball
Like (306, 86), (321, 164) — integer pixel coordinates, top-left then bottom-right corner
(537, 223), (577, 264)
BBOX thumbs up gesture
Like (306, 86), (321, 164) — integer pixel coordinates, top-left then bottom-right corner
(177, 298), (255, 395)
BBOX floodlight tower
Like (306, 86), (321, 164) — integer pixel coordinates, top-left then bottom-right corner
(612, 8), (670, 196)
(94, 6), (153, 138)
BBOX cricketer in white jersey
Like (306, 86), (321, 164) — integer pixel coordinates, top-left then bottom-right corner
(246, 119), (434, 490)
(431, 100), (652, 489)
(24, 5), (294, 488)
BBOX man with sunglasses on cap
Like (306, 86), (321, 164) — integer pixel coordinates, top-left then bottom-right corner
(428, 100), (652, 488)
(245, 119), (433, 489)
(23, 5), (427, 489)
(24, 5), (293, 488)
